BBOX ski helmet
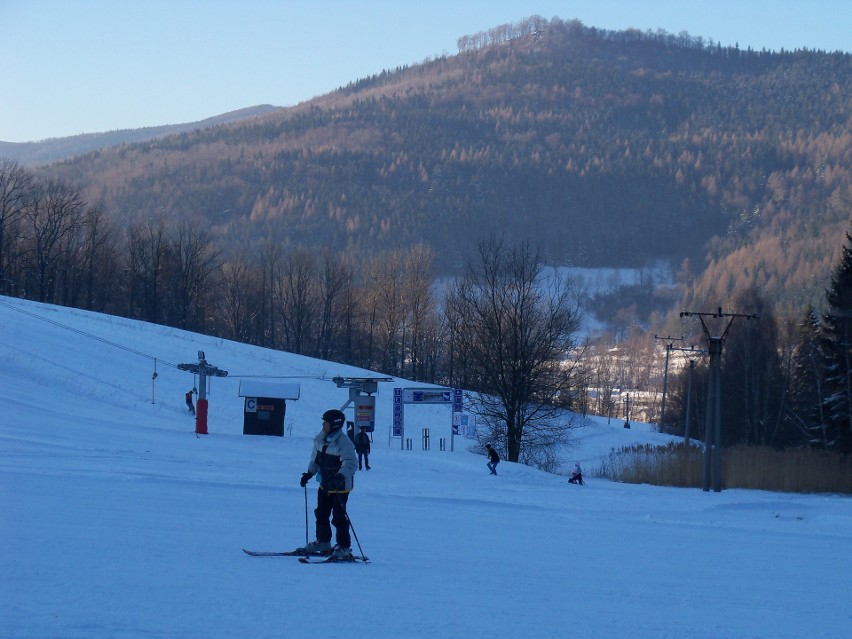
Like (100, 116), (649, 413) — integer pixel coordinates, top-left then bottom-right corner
(322, 409), (346, 430)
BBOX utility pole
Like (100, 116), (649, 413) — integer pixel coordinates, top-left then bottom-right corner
(684, 359), (696, 443)
(178, 351), (228, 435)
(667, 345), (706, 443)
(680, 308), (758, 492)
(152, 358), (158, 404)
(654, 334), (684, 430)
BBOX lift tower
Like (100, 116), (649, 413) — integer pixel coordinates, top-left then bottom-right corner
(178, 351), (228, 435)
(680, 309), (758, 492)
(331, 376), (393, 435)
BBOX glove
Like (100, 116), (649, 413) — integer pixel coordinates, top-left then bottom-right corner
(326, 473), (346, 492)
(300, 472), (314, 487)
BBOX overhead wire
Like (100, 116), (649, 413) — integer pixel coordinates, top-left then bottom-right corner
(0, 298), (179, 369)
(0, 298), (332, 382)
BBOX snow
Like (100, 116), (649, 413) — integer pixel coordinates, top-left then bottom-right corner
(1, 295), (850, 638)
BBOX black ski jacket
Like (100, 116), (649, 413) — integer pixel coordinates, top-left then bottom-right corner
(307, 428), (357, 492)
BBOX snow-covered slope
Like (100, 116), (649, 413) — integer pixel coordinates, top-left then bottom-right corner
(1, 296), (850, 638)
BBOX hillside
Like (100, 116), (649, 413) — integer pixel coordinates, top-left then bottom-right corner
(25, 17), (852, 316)
(2, 295), (851, 638)
(0, 105), (281, 165)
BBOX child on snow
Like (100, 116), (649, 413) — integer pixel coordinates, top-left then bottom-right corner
(568, 462), (584, 485)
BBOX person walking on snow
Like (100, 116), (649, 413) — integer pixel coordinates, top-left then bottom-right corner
(485, 443), (500, 475)
(185, 389), (195, 415)
(355, 427), (371, 470)
(298, 409), (358, 559)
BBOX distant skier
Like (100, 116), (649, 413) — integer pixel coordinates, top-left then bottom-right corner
(185, 389), (195, 415)
(568, 462), (584, 485)
(297, 409), (358, 560)
(485, 444), (500, 475)
(355, 427), (371, 470)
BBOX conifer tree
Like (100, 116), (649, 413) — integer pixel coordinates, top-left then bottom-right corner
(786, 306), (827, 446)
(720, 287), (787, 447)
(820, 230), (852, 453)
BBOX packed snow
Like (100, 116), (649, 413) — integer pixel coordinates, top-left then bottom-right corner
(1, 295), (850, 638)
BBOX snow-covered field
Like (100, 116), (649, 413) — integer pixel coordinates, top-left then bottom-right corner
(1, 295), (850, 638)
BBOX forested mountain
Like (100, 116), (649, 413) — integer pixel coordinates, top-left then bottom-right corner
(27, 17), (852, 317)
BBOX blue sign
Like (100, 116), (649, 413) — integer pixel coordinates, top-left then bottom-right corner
(453, 388), (463, 413)
(392, 388), (403, 436)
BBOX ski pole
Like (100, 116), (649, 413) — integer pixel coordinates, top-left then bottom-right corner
(335, 494), (366, 560)
(304, 484), (309, 547)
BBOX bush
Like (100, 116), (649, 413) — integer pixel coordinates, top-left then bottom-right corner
(596, 443), (852, 494)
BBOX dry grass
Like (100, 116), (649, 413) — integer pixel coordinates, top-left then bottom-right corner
(596, 442), (852, 494)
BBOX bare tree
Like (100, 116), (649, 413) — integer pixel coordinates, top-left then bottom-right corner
(169, 224), (221, 331)
(592, 347), (619, 418)
(23, 180), (85, 302)
(566, 344), (594, 417)
(443, 280), (474, 389)
(0, 160), (32, 295)
(416, 310), (446, 385)
(275, 247), (319, 355)
(316, 250), (353, 361)
(73, 206), (118, 312)
(219, 249), (259, 343)
(365, 251), (405, 374)
(444, 237), (581, 466)
(258, 241), (283, 348)
(124, 218), (169, 323)
(401, 244), (436, 381)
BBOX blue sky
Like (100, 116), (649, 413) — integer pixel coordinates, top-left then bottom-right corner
(2, 0), (850, 143)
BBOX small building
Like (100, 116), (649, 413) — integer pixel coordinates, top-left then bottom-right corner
(238, 380), (300, 437)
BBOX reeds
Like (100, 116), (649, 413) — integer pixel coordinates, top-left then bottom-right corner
(596, 442), (852, 494)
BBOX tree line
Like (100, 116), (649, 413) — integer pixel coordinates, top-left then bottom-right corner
(3, 158), (849, 462)
(660, 229), (852, 454)
(1, 159), (588, 465)
(0, 159), (439, 378)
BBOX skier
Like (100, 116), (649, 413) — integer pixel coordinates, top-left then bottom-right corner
(485, 443), (500, 475)
(185, 389), (195, 415)
(298, 409), (358, 560)
(355, 427), (371, 470)
(568, 462), (584, 485)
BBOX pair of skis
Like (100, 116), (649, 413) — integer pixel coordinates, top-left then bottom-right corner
(242, 548), (369, 564)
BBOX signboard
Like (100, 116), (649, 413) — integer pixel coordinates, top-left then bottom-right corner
(392, 386), (463, 451)
(238, 381), (300, 399)
(464, 414), (476, 437)
(392, 388), (403, 437)
(402, 389), (452, 404)
(354, 395), (376, 433)
(453, 413), (476, 437)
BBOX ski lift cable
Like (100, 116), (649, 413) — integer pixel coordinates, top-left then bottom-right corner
(0, 299), (179, 369)
(224, 374), (324, 379)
